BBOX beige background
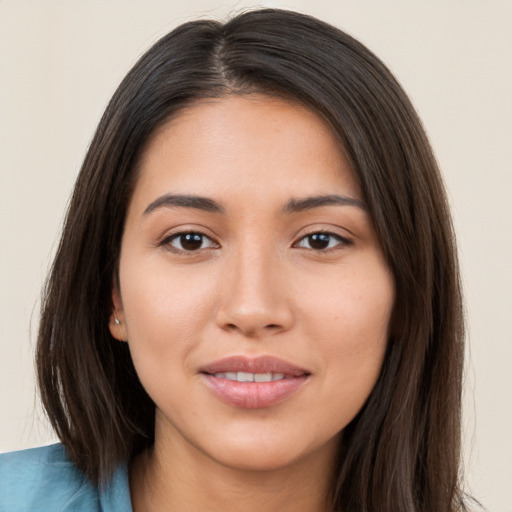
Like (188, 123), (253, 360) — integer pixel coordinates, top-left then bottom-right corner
(1, 1), (511, 510)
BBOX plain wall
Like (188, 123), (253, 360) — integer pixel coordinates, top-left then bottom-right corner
(1, 1), (511, 510)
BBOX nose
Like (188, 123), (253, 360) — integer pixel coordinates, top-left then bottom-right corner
(215, 245), (294, 338)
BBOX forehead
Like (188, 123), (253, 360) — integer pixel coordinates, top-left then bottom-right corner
(131, 94), (360, 211)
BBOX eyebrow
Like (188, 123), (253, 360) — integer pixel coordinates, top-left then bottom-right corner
(143, 193), (366, 216)
(283, 194), (367, 213)
(143, 194), (224, 215)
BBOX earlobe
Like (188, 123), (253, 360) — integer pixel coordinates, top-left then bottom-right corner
(109, 314), (128, 342)
(109, 287), (128, 342)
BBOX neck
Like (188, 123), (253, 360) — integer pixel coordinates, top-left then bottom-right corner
(130, 436), (336, 512)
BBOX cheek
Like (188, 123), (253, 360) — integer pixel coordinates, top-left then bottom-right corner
(118, 258), (218, 377)
(301, 260), (393, 340)
(299, 259), (393, 401)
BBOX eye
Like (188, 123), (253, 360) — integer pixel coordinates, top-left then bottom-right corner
(295, 232), (351, 251)
(163, 232), (217, 252)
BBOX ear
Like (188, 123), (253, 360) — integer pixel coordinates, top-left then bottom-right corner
(109, 286), (128, 342)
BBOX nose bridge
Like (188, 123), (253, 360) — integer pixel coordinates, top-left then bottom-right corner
(216, 234), (293, 336)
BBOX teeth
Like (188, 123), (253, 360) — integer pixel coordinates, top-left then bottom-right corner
(254, 373), (272, 382)
(212, 372), (287, 382)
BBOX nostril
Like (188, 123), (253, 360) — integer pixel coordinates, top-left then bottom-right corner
(222, 322), (283, 335)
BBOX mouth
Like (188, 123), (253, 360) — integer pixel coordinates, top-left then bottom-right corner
(199, 355), (310, 409)
(207, 371), (291, 382)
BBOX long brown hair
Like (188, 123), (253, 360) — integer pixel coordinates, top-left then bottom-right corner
(37, 8), (469, 511)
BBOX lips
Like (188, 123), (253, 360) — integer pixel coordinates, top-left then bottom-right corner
(199, 356), (310, 409)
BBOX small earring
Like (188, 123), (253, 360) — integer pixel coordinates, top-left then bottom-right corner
(114, 317), (121, 325)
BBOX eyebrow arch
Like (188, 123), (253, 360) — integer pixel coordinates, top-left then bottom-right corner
(283, 194), (367, 213)
(143, 194), (224, 215)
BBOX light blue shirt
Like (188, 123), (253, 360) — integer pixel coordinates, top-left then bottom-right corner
(0, 443), (133, 511)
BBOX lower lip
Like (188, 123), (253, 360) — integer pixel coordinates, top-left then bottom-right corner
(201, 374), (309, 409)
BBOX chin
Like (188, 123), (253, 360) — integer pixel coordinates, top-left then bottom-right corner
(204, 431), (339, 474)
(215, 448), (304, 473)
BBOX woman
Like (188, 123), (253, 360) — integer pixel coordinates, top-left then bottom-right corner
(0, 8), (470, 512)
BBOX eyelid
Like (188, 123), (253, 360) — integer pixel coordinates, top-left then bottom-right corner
(156, 225), (353, 254)
(292, 229), (353, 251)
(159, 228), (220, 253)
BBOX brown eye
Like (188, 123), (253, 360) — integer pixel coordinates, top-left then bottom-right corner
(166, 232), (216, 252)
(295, 232), (351, 251)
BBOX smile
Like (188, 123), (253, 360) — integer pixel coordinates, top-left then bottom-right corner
(211, 372), (287, 382)
(200, 356), (310, 409)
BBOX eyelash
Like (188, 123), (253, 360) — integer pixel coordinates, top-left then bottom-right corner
(160, 231), (219, 253)
(293, 231), (352, 251)
(160, 230), (352, 254)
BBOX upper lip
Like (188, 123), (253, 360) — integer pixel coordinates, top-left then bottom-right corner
(200, 355), (310, 377)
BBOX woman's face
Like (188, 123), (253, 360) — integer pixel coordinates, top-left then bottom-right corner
(111, 94), (394, 472)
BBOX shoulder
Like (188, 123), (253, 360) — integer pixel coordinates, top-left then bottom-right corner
(0, 444), (132, 512)
(0, 444), (98, 512)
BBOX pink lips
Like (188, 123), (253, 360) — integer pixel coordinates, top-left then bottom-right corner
(200, 355), (310, 409)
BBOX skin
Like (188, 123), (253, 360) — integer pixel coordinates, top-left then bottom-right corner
(110, 94), (395, 512)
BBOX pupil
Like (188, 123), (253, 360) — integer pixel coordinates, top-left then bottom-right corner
(181, 233), (203, 250)
(309, 233), (330, 250)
